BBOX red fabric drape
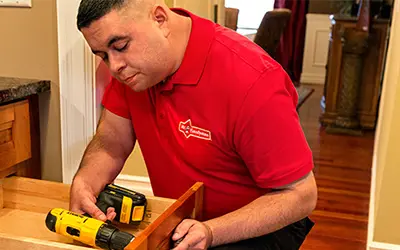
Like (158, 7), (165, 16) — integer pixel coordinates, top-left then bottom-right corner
(274, 0), (309, 86)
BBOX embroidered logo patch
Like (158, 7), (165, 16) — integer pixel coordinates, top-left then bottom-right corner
(178, 119), (212, 141)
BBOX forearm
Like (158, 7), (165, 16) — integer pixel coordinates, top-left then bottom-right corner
(204, 180), (317, 247)
(74, 132), (133, 194)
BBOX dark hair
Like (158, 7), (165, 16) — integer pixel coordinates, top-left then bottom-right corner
(77, 0), (127, 30)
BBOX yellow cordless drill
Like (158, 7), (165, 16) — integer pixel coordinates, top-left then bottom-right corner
(46, 208), (134, 250)
(45, 184), (147, 249)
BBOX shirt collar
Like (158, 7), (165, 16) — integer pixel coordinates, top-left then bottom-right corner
(159, 8), (216, 91)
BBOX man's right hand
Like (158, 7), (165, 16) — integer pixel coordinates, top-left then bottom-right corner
(69, 177), (116, 221)
(68, 109), (135, 222)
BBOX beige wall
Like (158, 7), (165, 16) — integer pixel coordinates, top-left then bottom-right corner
(371, 0), (400, 244)
(121, 145), (149, 177)
(165, 0), (173, 7)
(0, 0), (62, 182)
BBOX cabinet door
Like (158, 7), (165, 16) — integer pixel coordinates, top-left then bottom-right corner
(0, 100), (31, 173)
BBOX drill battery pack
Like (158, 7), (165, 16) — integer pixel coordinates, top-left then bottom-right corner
(97, 183), (147, 225)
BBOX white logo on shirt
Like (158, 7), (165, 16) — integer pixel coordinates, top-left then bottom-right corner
(178, 119), (212, 141)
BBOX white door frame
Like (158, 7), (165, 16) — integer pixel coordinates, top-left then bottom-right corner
(367, 0), (400, 248)
(56, 0), (96, 184)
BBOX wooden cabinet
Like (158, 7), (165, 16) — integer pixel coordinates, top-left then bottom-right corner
(0, 97), (41, 179)
(0, 176), (204, 249)
(320, 15), (390, 129)
(0, 77), (49, 180)
(0, 100), (31, 173)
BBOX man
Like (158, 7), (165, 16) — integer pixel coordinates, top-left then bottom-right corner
(70, 0), (318, 249)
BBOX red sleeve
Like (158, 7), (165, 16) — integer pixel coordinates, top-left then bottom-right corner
(101, 78), (131, 119)
(234, 67), (314, 189)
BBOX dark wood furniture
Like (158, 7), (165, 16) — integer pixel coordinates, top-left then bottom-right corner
(225, 7), (239, 31)
(320, 15), (390, 130)
(253, 8), (292, 59)
(0, 77), (50, 179)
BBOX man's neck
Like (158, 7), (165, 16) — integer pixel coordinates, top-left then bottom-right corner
(169, 12), (192, 75)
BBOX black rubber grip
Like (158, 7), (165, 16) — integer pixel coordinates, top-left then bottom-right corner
(45, 211), (57, 232)
(96, 200), (111, 214)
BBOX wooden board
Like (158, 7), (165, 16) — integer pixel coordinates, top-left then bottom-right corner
(0, 177), (203, 249)
(0, 233), (90, 250)
(0, 104), (14, 125)
(125, 182), (204, 250)
(0, 208), (82, 245)
(16, 95), (42, 179)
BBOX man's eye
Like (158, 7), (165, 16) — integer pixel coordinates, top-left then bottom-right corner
(115, 43), (128, 52)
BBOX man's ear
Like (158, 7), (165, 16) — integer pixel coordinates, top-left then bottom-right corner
(152, 5), (170, 37)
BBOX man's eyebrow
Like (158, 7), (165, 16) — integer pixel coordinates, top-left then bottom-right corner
(91, 36), (129, 54)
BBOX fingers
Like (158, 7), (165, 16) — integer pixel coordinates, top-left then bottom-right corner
(173, 233), (204, 250)
(172, 219), (211, 250)
(106, 207), (117, 221)
(82, 198), (107, 221)
(69, 201), (83, 214)
(172, 219), (196, 241)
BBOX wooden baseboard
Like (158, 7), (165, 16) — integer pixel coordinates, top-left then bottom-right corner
(114, 174), (154, 196)
(300, 73), (326, 85)
(369, 241), (400, 250)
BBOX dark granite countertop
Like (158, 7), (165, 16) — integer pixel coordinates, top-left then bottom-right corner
(0, 77), (50, 105)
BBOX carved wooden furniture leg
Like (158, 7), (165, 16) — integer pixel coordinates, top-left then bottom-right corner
(326, 0), (371, 136)
(326, 29), (369, 136)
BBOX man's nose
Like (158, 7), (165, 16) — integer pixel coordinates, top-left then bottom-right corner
(108, 54), (126, 74)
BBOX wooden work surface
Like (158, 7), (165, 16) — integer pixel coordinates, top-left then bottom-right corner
(0, 209), (80, 245)
(0, 177), (203, 250)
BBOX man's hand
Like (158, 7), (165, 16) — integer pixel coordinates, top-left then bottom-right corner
(69, 109), (135, 222)
(172, 219), (213, 250)
(69, 176), (116, 221)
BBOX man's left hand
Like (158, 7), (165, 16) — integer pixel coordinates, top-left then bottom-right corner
(172, 219), (213, 250)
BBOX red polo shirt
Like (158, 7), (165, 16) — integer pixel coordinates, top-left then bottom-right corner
(102, 9), (313, 220)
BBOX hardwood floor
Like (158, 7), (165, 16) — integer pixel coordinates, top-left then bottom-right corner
(298, 84), (375, 250)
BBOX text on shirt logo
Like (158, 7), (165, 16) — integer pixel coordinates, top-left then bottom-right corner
(178, 119), (212, 141)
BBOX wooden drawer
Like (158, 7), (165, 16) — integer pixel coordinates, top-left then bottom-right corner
(0, 100), (31, 172)
(0, 177), (204, 249)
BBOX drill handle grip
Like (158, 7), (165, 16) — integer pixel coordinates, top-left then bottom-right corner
(95, 199), (111, 214)
(82, 192), (113, 220)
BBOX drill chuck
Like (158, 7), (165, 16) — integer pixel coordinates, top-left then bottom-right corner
(45, 208), (134, 250)
(95, 223), (134, 250)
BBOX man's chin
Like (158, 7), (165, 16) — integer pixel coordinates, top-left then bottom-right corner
(127, 80), (161, 92)
(129, 84), (144, 92)
(127, 82), (151, 92)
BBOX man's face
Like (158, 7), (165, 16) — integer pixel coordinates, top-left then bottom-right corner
(81, 8), (174, 92)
